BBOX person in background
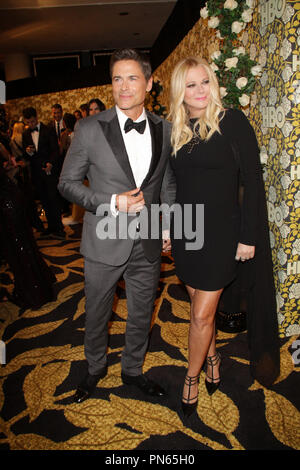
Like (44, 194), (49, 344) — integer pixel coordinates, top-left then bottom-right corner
(50, 103), (65, 142)
(9, 121), (45, 233)
(60, 112), (84, 226)
(6, 121), (24, 184)
(9, 121), (25, 161)
(0, 158), (56, 309)
(74, 109), (82, 121)
(0, 109), (56, 309)
(88, 98), (106, 115)
(0, 105), (10, 152)
(79, 103), (89, 118)
(22, 107), (65, 239)
(60, 113), (77, 158)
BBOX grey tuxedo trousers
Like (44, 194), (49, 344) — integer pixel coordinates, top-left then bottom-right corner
(84, 237), (161, 376)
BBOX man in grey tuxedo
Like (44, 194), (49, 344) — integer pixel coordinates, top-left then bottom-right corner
(58, 48), (176, 403)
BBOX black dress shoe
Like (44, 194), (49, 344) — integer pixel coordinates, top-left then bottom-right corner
(121, 373), (167, 397)
(73, 367), (107, 403)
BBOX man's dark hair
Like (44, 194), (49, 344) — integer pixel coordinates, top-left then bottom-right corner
(88, 98), (106, 112)
(63, 112), (76, 131)
(109, 48), (152, 81)
(22, 107), (37, 119)
(79, 103), (89, 113)
(52, 103), (62, 111)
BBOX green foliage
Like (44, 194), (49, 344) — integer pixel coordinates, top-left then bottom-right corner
(148, 80), (167, 117)
(201, 0), (261, 108)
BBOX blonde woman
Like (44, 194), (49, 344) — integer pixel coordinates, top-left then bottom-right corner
(169, 57), (278, 418)
(10, 121), (25, 160)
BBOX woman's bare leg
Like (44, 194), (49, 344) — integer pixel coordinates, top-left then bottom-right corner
(182, 287), (223, 403)
(186, 285), (218, 366)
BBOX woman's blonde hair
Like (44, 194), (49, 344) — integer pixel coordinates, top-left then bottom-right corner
(168, 57), (224, 155)
(11, 121), (25, 146)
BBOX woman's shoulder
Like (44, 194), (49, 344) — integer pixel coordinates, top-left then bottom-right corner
(222, 107), (247, 121)
(221, 108), (258, 147)
(220, 108), (251, 131)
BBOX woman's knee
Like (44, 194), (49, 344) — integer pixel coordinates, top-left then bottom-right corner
(190, 307), (215, 328)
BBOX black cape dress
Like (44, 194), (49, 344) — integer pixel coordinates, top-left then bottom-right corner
(170, 108), (280, 387)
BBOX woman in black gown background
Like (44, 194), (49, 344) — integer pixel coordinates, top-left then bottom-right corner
(0, 113), (56, 310)
(168, 57), (279, 417)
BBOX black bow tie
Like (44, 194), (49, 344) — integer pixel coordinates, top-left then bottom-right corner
(31, 127), (38, 133)
(124, 118), (146, 134)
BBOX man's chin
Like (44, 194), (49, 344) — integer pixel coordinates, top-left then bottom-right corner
(117, 102), (132, 110)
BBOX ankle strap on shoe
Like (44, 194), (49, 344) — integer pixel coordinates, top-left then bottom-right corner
(184, 374), (200, 385)
(206, 352), (221, 366)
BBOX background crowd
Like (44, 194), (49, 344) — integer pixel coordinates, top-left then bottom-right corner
(0, 98), (105, 309)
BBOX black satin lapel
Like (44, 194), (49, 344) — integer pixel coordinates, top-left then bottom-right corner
(140, 119), (163, 190)
(98, 116), (136, 187)
(27, 130), (34, 146)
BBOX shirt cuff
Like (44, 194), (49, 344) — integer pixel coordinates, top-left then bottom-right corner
(110, 194), (119, 217)
(162, 229), (170, 240)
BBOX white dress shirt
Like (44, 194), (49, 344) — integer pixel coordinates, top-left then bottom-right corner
(96, 107), (169, 241)
(55, 118), (64, 137)
(30, 122), (40, 152)
(110, 106), (152, 216)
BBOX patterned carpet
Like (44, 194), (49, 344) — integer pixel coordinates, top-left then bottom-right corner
(0, 224), (299, 452)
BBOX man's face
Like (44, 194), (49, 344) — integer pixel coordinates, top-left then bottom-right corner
(52, 107), (62, 122)
(112, 59), (152, 118)
(24, 116), (38, 131)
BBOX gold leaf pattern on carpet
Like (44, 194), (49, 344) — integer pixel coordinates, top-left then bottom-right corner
(6, 319), (67, 342)
(24, 362), (71, 422)
(264, 390), (300, 449)
(0, 227), (299, 450)
(197, 378), (243, 449)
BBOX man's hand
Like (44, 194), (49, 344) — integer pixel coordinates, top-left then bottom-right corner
(162, 229), (171, 252)
(162, 238), (172, 252)
(42, 162), (53, 175)
(116, 188), (145, 213)
(9, 156), (18, 167)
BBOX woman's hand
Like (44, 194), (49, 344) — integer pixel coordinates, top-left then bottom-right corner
(235, 243), (255, 262)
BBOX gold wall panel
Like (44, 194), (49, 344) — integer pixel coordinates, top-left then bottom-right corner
(245, 1), (300, 337)
(5, 85), (114, 124)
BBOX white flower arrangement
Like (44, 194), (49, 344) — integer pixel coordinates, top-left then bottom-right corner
(232, 20), (244, 34)
(208, 16), (220, 28)
(225, 57), (239, 70)
(224, 0), (238, 10)
(201, 0), (261, 108)
(236, 76), (248, 89)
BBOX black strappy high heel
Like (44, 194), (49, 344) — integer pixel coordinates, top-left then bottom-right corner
(205, 352), (221, 396)
(181, 373), (200, 417)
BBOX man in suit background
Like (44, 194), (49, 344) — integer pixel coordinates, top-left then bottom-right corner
(48, 103), (71, 215)
(50, 103), (65, 141)
(22, 107), (65, 239)
(58, 48), (176, 403)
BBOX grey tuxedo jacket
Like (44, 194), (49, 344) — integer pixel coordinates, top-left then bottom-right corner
(58, 106), (176, 266)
